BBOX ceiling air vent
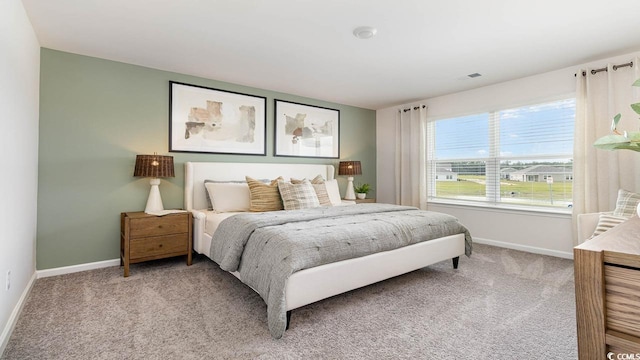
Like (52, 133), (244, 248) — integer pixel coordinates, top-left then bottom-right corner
(467, 73), (482, 78)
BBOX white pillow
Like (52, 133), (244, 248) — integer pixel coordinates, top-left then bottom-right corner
(324, 179), (342, 206)
(204, 179), (245, 209)
(204, 182), (251, 212)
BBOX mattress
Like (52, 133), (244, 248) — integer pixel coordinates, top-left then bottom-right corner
(196, 211), (244, 255)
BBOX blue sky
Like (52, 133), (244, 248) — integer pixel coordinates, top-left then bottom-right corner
(435, 99), (575, 160)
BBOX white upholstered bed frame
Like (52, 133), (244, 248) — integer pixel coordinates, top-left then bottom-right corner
(184, 162), (465, 316)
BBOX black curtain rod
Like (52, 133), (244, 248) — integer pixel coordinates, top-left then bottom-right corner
(400, 104), (426, 112)
(574, 61), (634, 77)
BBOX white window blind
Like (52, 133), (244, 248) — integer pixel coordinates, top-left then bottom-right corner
(427, 98), (575, 210)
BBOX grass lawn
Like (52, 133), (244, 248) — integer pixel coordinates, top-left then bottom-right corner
(437, 175), (572, 207)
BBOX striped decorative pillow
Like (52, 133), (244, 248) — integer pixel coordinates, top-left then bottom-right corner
(277, 179), (320, 210)
(612, 189), (640, 218)
(291, 174), (324, 184)
(589, 214), (627, 239)
(246, 176), (284, 212)
(291, 175), (331, 206)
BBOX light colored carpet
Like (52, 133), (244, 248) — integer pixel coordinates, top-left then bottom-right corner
(2, 244), (577, 359)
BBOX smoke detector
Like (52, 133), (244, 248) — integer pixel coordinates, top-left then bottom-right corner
(353, 26), (377, 39)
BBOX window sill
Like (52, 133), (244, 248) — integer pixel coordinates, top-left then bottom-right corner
(427, 198), (572, 217)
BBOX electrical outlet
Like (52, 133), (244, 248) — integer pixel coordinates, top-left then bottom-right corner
(5, 270), (10, 291)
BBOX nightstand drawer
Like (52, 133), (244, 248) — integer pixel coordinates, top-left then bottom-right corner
(129, 233), (189, 260)
(129, 214), (188, 238)
(605, 265), (640, 336)
(355, 198), (375, 204)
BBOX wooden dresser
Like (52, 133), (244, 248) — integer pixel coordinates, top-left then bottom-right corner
(574, 216), (640, 359)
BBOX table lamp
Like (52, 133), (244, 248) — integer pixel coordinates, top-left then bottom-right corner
(338, 161), (362, 200)
(133, 153), (175, 213)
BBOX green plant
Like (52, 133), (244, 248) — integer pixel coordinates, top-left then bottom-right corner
(354, 183), (371, 194)
(594, 79), (640, 151)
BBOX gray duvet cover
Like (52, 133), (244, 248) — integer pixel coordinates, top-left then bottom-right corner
(210, 203), (472, 338)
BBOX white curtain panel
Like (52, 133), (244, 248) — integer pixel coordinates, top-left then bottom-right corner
(395, 105), (427, 209)
(573, 57), (640, 244)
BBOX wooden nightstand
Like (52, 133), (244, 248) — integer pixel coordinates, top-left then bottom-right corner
(344, 198), (376, 204)
(120, 211), (193, 277)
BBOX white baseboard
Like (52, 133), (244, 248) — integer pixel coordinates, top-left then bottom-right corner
(37, 259), (120, 279)
(0, 272), (36, 356)
(474, 237), (574, 260)
(1, 259), (120, 355)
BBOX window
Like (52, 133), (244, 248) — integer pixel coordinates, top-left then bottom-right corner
(427, 98), (575, 210)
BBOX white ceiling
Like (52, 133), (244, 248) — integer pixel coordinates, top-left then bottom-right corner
(22, 0), (640, 110)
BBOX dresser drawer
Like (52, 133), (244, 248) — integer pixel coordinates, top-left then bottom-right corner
(129, 233), (189, 260)
(605, 265), (640, 336)
(129, 214), (188, 238)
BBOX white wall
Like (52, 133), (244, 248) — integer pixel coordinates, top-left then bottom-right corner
(377, 50), (640, 257)
(0, 0), (40, 353)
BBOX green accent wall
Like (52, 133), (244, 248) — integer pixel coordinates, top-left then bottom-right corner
(38, 49), (376, 270)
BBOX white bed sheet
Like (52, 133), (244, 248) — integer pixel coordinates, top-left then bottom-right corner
(199, 211), (244, 255)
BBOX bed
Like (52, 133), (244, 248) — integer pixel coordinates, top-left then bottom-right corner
(184, 162), (472, 338)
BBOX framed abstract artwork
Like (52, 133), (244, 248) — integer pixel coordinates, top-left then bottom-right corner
(169, 81), (267, 155)
(274, 100), (340, 158)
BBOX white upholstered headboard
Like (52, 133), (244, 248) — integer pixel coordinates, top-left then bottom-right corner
(184, 162), (335, 211)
